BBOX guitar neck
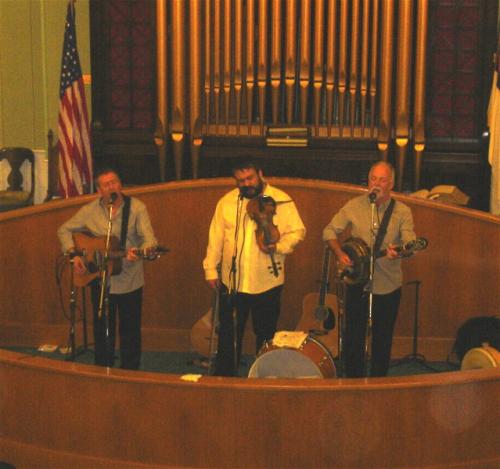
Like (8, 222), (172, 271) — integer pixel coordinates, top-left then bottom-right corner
(375, 237), (427, 259)
(108, 246), (168, 260)
(317, 246), (331, 305)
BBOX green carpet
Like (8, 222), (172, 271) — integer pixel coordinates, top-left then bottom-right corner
(3, 346), (459, 377)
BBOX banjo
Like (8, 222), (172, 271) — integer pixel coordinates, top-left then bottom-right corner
(340, 237), (428, 285)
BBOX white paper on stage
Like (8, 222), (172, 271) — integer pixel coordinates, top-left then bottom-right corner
(272, 331), (308, 349)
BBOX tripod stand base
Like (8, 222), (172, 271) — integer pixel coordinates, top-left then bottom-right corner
(391, 353), (439, 372)
(63, 346), (89, 362)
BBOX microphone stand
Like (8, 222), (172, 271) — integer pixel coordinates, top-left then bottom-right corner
(67, 253), (78, 361)
(97, 198), (115, 367)
(363, 193), (377, 376)
(230, 263), (238, 377)
(229, 195), (244, 376)
(207, 278), (221, 375)
(334, 274), (346, 377)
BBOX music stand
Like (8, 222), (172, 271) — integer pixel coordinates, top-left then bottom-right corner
(391, 280), (438, 372)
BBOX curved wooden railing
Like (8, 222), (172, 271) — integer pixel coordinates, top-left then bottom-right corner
(0, 178), (499, 467)
(0, 349), (498, 467)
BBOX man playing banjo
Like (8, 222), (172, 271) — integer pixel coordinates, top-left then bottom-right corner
(323, 161), (418, 378)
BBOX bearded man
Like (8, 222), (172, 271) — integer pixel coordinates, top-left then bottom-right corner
(203, 158), (306, 376)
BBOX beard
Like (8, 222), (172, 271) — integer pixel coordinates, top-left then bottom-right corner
(239, 179), (264, 199)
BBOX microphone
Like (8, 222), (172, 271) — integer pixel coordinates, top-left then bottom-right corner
(368, 190), (378, 202)
(239, 186), (252, 199)
(106, 192), (118, 206)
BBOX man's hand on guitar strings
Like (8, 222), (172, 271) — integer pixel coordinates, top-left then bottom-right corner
(386, 244), (400, 259)
(126, 247), (140, 262)
(72, 256), (87, 275)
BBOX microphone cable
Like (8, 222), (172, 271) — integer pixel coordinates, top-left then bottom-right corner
(55, 252), (83, 324)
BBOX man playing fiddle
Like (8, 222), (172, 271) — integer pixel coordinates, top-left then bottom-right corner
(203, 158), (306, 376)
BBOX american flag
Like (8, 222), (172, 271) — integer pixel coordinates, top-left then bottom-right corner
(57, 1), (93, 198)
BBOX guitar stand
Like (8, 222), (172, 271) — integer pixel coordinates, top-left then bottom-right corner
(391, 280), (439, 373)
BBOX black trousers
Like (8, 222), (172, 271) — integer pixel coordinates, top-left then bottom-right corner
(344, 284), (401, 377)
(91, 282), (143, 370)
(214, 285), (283, 377)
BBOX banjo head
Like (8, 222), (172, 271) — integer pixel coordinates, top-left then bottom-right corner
(340, 237), (371, 285)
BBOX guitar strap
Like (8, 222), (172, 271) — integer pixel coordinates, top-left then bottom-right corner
(373, 198), (395, 255)
(120, 195), (131, 249)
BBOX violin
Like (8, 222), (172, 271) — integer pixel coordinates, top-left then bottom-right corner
(247, 195), (281, 277)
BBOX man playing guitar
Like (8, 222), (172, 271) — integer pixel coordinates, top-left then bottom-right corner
(57, 168), (159, 370)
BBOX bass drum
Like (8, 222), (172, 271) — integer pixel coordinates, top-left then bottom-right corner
(461, 345), (500, 370)
(248, 335), (336, 378)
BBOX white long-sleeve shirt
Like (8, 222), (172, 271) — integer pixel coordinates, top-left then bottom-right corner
(203, 184), (306, 294)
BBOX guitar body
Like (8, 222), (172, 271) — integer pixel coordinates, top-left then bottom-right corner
(73, 232), (122, 287)
(295, 245), (340, 358)
(190, 308), (217, 358)
(297, 292), (339, 357)
(71, 232), (169, 288)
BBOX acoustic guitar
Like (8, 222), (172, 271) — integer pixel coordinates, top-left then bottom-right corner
(190, 307), (216, 360)
(190, 266), (222, 364)
(72, 232), (168, 287)
(296, 245), (339, 357)
(190, 286), (261, 364)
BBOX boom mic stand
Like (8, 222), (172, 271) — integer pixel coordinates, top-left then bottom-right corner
(97, 197), (116, 367)
(363, 193), (377, 376)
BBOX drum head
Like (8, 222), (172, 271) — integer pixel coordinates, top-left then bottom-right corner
(248, 348), (324, 378)
(461, 346), (500, 370)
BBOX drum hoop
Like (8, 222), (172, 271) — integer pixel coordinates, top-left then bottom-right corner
(304, 335), (336, 363)
(250, 334), (336, 378)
